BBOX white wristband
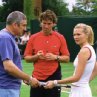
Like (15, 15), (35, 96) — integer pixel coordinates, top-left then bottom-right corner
(53, 80), (58, 86)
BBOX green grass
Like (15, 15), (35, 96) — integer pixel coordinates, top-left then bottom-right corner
(20, 60), (97, 97)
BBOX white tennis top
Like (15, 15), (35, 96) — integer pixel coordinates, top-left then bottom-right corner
(72, 44), (96, 86)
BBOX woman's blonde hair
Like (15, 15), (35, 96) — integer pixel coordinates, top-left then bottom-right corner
(74, 23), (94, 45)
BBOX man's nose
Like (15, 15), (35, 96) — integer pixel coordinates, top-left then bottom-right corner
(45, 24), (49, 28)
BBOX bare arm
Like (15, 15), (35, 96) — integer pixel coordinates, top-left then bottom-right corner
(24, 50), (45, 63)
(44, 53), (70, 62)
(56, 55), (70, 63)
(24, 51), (70, 63)
(58, 48), (89, 84)
(24, 54), (39, 63)
(3, 60), (39, 87)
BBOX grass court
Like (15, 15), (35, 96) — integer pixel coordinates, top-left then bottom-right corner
(20, 60), (97, 97)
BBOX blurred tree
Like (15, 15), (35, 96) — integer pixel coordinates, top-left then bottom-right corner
(24, 0), (69, 24)
(0, 0), (23, 22)
(42, 0), (69, 16)
(34, 0), (42, 18)
(24, 0), (35, 25)
(0, 0), (69, 22)
(2, 0), (23, 11)
(71, 0), (97, 16)
(24, 0), (42, 25)
(90, 0), (97, 15)
(0, 0), (97, 22)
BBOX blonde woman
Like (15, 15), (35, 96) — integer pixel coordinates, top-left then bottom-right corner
(44, 23), (96, 97)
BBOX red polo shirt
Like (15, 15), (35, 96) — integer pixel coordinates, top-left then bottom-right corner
(24, 31), (69, 80)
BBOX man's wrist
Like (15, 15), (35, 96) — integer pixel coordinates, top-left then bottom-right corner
(36, 53), (39, 57)
(56, 55), (60, 61)
(28, 76), (33, 85)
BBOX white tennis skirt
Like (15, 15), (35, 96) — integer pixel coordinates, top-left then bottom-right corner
(69, 84), (92, 97)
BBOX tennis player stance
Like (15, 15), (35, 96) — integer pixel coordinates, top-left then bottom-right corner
(44, 23), (96, 97)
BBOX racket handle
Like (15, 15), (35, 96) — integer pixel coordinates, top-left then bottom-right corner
(39, 81), (71, 88)
(39, 82), (46, 86)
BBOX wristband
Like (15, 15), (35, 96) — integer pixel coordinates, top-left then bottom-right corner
(53, 80), (58, 86)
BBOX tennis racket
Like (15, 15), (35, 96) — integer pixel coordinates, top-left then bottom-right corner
(39, 81), (71, 94)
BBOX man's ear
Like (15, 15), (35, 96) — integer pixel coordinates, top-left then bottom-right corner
(12, 22), (18, 27)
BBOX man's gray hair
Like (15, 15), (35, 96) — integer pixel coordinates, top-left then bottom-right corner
(6, 11), (27, 25)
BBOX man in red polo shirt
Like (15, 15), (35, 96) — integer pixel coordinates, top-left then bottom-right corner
(24, 9), (70, 97)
